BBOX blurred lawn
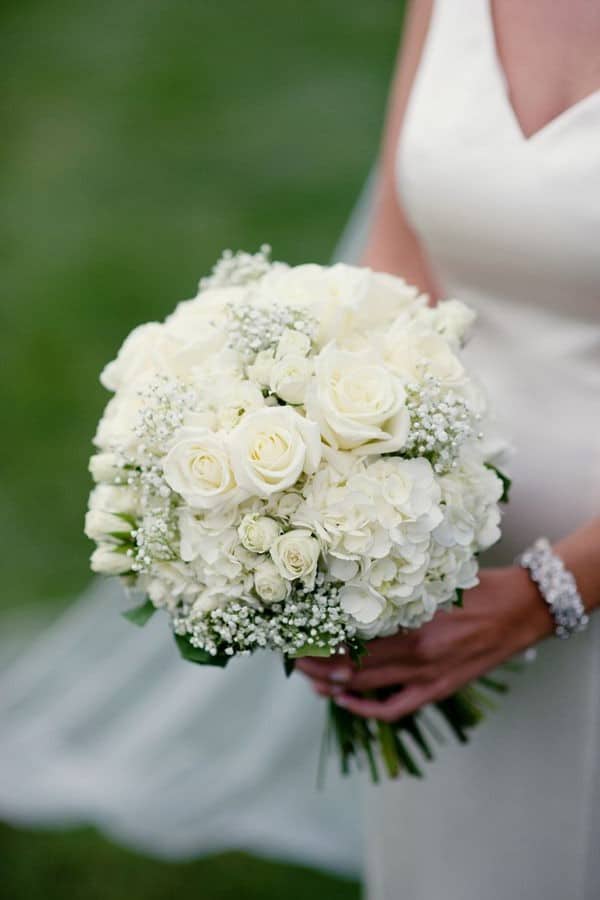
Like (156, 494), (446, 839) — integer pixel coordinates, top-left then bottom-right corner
(0, 824), (360, 900)
(1, 0), (403, 896)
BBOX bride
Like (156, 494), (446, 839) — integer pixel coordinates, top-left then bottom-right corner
(1, 0), (599, 897)
(299, 0), (600, 897)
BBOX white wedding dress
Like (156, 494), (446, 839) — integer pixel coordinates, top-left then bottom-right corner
(366, 2), (600, 898)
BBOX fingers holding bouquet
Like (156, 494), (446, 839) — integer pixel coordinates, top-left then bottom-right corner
(298, 567), (552, 721)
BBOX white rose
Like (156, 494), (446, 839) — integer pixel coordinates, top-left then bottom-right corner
(339, 581), (386, 626)
(89, 452), (124, 484)
(85, 509), (132, 543)
(238, 514), (282, 553)
(229, 406), (321, 497)
(260, 263), (425, 346)
(384, 331), (465, 385)
(94, 388), (145, 452)
(276, 328), (311, 358)
(163, 428), (241, 509)
(246, 350), (275, 387)
(164, 286), (242, 338)
(270, 529), (320, 581)
(269, 353), (313, 404)
(89, 483), (138, 515)
(305, 345), (409, 453)
(216, 380), (265, 431)
(90, 544), (132, 575)
(254, 560), (290, 604)
(100, 323), (180, 392)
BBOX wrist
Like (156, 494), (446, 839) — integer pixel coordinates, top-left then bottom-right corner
(509, 565), (555, 649)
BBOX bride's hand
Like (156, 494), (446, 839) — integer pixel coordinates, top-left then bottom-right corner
(296, 567), (553, 722)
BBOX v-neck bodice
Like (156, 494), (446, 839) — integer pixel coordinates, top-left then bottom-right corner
(397, 0), (600, 323)
(485, 0), (600, 144)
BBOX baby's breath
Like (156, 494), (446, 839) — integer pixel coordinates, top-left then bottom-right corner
(225, 302), (317, 362)
(174, 581), (352, 659)
(404, 376), (479, 474)
(199, 244), (275, 290)
(134, 375), (197, 457)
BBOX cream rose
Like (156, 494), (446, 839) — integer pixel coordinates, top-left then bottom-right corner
(238, 514), (282, 553)
(246, 349), (275, 387)
(275, 328), (312, 358)
(163, 428), (241, 509)
(90, 544), (132, 575)
(100, 323), (180, 392)
(270, 529), (320, 581)
(89, 452), (123, 484)
(254, 560), (290, 604)
(260, 263), (424, 347)
(85, 509), (132, 543)
(305, 345), (410, 453)
(269, 353), (313, 404)
(384, 332), (465, 385)
(216, 380), (265, 431)
(164, 286), (242, 338)
(94, 388), (145, 452)
(228, 407), (321, 497)
(88, 483), (138, 515)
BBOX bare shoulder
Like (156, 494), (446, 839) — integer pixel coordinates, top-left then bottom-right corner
(362, 0), (438, 295)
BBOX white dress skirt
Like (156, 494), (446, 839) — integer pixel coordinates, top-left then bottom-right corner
(366, 2), (600, 898)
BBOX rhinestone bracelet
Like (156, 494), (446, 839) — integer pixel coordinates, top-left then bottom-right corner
(518, 538), (589, 639)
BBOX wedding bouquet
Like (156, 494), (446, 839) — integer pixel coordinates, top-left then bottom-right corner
(86, 246), (509, 780)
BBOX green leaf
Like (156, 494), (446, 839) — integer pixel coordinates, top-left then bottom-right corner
(109, 530), (135, 543)
(289, 642), (332, 659)
(115, 512), (137, 527)
(394, 731), (423, 778)
(174, 634), (229, 668)
(122, 598), (156, 627)
(347, 637), (368, 665)
(454, 588), (464, 608)
(376, 719), (401, 779)
(485, 463), (512, 503)
(477, 674), (509, 694)
(283, 656), (296, 678)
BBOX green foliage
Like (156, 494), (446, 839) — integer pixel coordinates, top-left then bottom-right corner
(174, 633), (230, 667)
(289, 643), (333, 659)
(486, 463), (512, 503)
(283, 656), (296, 678)
(122, 598), (156, 626)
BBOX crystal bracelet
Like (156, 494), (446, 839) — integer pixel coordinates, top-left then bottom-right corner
(518, 537), (589, 639)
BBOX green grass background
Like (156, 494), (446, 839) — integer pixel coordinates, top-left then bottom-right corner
(1, 0), (404, 895)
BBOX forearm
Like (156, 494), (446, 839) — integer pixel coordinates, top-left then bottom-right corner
(553, 517), (600, 615)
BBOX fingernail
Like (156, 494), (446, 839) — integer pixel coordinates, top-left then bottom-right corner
(331, 668), (351, 683)
(334, 695), (350, 707)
